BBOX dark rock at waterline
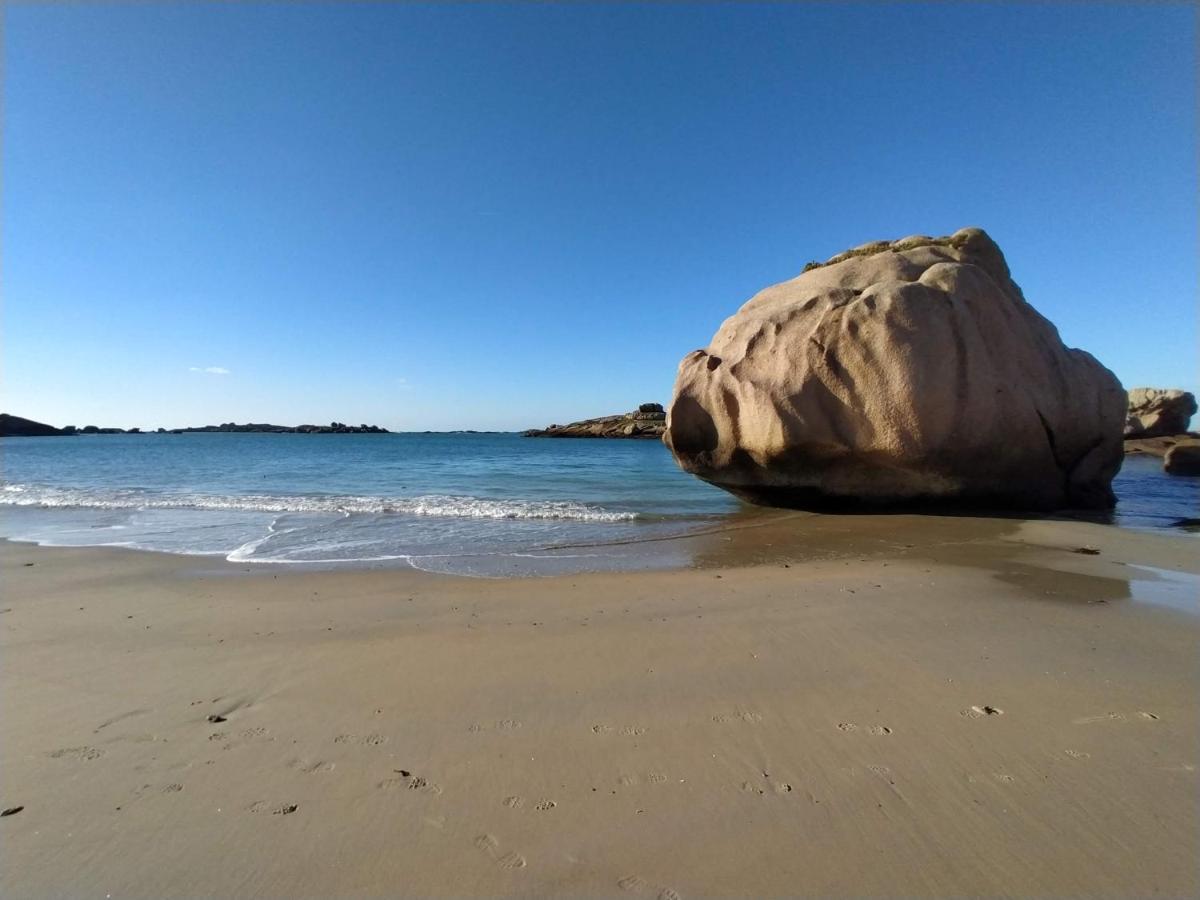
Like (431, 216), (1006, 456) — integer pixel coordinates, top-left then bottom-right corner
(665, 228), (1126, 511)
(1124, 434), (1197, 458)
(1163, 441), (1200, 476)
(524, 405), (666, 439)
(0, 414), (71, 437)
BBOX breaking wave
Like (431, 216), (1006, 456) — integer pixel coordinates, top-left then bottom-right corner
(0, 483), (638, 523)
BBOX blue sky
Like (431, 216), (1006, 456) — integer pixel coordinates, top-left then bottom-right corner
(3, 2), (1196, 431)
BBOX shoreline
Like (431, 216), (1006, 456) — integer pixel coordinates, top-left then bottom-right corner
(2, 497), (1196, 577)
(2, 518), (1197, 897)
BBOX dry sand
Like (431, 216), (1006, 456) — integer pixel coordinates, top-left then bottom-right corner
(1, 514), (1197, 898)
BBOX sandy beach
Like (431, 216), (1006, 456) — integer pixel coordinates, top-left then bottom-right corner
(1, 515), (1196, 898)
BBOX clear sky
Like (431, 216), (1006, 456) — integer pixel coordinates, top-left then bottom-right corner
(3, 1), (1196, 431)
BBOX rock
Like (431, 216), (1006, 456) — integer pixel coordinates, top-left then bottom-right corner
(1124, 434), (1197, 458)
(665, 227), (1126, 510)
(1163, 441), (1200, 476)
(524, 405), (666, 439)
(0, 414), (69, 437)
(1125, 388), (1196, 438)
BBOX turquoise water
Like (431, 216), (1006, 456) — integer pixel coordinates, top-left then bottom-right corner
(0, 433), (738, 574)
(1, 434), (1194, 575)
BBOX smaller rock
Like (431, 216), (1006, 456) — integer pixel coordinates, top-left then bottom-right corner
(1126, 388), (1197, 438)
(207, 714), (227, 724)
(1163, 441), (1200, 476)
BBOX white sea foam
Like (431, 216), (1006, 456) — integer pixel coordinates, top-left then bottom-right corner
(0, 483), (638, 522)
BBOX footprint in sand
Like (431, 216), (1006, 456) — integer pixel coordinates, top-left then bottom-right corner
(287, 758), (335, 774)
(712, 710), (762, 725)
(378, 774), (443, 795)
(503, 795), (524, 809)
(249, 800), (298, 815)
(1072, 713), (1125, 725)
(992, 773), (1015, 783)
(333, 733), (388, 746)
(1064, 749), (1091, 760)
(136, 783), (183, 796)
(1073, 711), (1159, 725)
(93, 708), (150, 734)
(618, 874), (681, 899)
(534, 799), (556, 811)
(470, 720), (524, 734)
(593, 724), (646, 736)
(961, 706), (1004, 719)
(49, 746), (104, 761)
(474, 833), (526, 870)
(838, 723), (892, 735)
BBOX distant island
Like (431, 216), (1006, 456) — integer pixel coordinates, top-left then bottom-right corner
(0, 414), (388, 436)
(523, 403), (666, 439)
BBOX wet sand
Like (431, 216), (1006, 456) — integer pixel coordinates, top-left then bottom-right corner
(1, 515), (1197, 898)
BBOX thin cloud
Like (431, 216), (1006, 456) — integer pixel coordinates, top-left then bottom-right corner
(190, 366), (231, 376)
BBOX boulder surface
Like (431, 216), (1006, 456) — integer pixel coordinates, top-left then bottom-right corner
(1125, 388), (1196, 438)
(665, 228), (1126, 510)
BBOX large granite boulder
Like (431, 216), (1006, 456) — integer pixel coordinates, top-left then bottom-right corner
(665, 228), (1126, 510)
(1125, 388), (1196, 438)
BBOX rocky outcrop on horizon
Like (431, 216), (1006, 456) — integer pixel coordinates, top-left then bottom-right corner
(664, 227), (1126, 510)
(0, 414), (68, 436)
(0, 415), (389, 436)
(524, 403), (666, 439)
(168, 421), (389, 434)
(1124, 388), (1196, 439)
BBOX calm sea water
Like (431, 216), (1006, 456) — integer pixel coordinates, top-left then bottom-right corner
(1, 434), (1194, 575)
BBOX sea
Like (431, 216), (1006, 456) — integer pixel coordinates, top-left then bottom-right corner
(1, 433), (1195, 576)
